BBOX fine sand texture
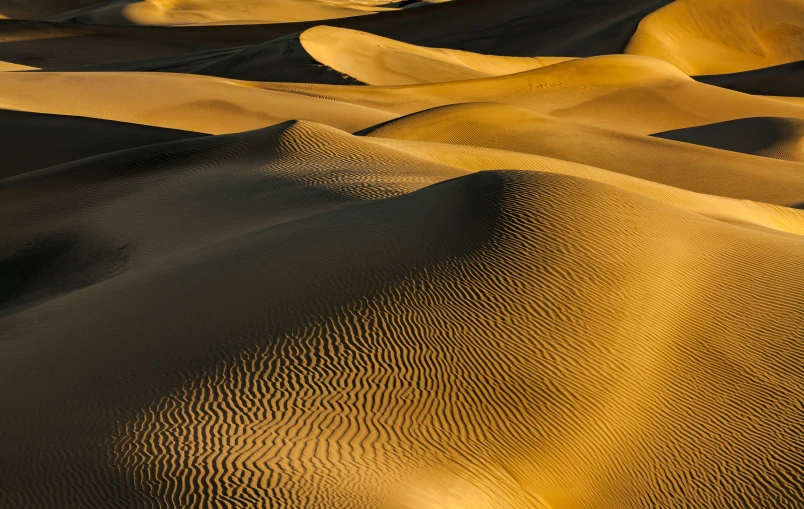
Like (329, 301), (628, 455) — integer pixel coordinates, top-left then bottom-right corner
(2, 2), (804, 509)
(626, 0), (804, 74)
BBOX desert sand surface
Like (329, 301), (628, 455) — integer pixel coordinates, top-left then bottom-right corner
(627, 0), (804, 74)
(2, 2), (804, 509)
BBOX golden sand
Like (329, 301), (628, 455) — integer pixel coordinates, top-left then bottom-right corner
(1, 2), (804, 508)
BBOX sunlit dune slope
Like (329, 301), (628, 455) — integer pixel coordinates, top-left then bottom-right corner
(369, 137), (804, 234)
(48, 0), (394, 26)
(695, 60), (804, 97)
(360, 102), (804, 205)
(5, 56), (804, 137)
(654, 117), (804, 163)
(2, 160), (804, 507)
(259, 55), (804, 135)
(0, 60), (35, 71)
(0, 110), (203, 178)
(0, 71), (395, 133)
(297, 26), (573, 85)
(627, 0), (804, 74)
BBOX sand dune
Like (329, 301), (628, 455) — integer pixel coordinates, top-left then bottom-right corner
(48, 0), (396, 26)
(0, 0), (673, 69)
(0, 0), (106, 19)
(627, 0), (804, 74)
(695, 60), (804, 97)
(0, 71), (396, 133)
(258, 55), (804, 135)
(60, 26), (570, 85)
(654, 117), (804, 163)
(3, 2), (804, 508)
(361, 102), (804, 205)
(0, 110), (203, 178)
(295, 26), (573, 85)
(3, 165), (804, 507)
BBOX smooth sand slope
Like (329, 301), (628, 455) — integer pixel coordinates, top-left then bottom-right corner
(0, 110), (204, 178)
(5, 55), (804, 137)
(695, 60), (804, 97)
(627, 0), (804, 74)
(361, 102), (804, 206)
(2, 150), (804, 507)
(654, 117), (804, 163)
(296, 26), (573, 85)
(0, 71), (397, 133)
(257, 55), (804, 135)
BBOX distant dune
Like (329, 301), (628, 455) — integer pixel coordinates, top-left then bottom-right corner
(47, 0), (395, 25)
(2, 1), (804, 508)
(627, 0), (804, 74)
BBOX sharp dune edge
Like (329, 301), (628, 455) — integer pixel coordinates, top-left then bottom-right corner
(2, 2), (804, 509)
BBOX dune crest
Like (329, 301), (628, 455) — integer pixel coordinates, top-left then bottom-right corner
(627, 0), (804, 74)
(3, 2), (804, 508)
(298, 26), (574, 85)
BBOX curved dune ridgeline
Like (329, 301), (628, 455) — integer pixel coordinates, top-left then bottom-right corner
(2, 1), (804, 508)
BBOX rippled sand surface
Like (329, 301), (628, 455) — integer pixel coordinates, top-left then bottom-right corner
(2, 1), (804, 508)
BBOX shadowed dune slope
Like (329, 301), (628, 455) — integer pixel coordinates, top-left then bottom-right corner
(361, 102), (804, 205)
(2, 166), (804, 508)
(58, 26), (570, 85)
(0, 0), (106, 19)
(0, 110), (204, 178)
(0, 0), (674, 68)
(653, 117), (804, 163)
(695, 60), (804, 97)
(47, 0), (395, 26)
(0, 121), (464, 296)
(626, 0), (804, 74)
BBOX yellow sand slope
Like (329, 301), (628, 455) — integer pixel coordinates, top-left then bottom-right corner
(0, 72), (395, 133)
(260, 55), (804, 135)
(627, 0), (804, 74)
(3, 148), (804, 507)
(361, 102), (804, 205)
(3, 4), (804, 509)
(298, 26), (574, 85)
(5, 56), (804, 138)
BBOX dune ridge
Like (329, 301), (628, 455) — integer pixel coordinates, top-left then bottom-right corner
(3, 2), (804, 509)
(3, 168), (804, 508)
(626, 0), (804, 74)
